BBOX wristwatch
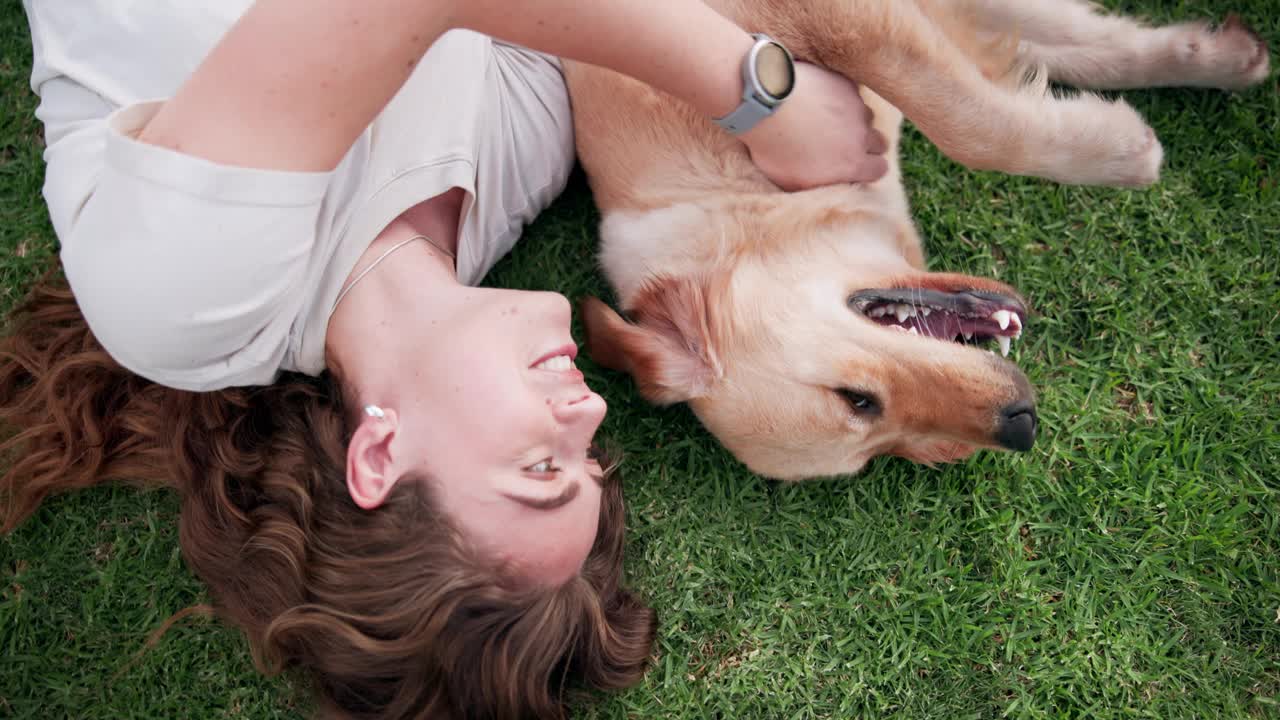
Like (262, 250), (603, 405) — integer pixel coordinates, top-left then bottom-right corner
(714, 33), (796, 135)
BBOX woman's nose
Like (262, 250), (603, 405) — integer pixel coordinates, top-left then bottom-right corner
(535, 291), (573, 328)
(552, 391), (607, 432)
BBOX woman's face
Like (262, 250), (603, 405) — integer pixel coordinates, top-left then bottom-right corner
(394, 287), (608, 585)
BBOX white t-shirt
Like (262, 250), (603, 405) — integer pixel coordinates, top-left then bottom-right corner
(22, 2), (574, 390)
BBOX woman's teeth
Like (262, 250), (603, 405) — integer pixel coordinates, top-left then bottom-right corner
(535, 354), (574, 371)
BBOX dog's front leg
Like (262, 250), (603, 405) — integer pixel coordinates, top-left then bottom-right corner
(718, 0), (1163, 188)
(960, 0), (1270, 92)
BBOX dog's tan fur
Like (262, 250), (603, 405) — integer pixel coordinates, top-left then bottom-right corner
(568, 0), (1270, 480)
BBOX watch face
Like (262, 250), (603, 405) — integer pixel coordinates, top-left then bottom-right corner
(755, 43), (795, 100)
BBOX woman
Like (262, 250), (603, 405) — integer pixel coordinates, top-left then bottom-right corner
(5, 0), (886, 717)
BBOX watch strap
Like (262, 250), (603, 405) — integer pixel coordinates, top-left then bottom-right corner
(714, 34), (790, 136)
(714, 94), (776, 135)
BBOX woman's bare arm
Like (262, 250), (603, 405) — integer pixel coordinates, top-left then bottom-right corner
(139, 0), (885, 188)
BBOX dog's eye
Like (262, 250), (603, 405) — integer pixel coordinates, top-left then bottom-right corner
(836, 388), (881, 417)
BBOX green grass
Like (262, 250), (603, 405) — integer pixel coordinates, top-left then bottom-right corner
(2, 1), (1277, 718)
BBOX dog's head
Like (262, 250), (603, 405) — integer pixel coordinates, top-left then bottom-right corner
(583, 210), (1035, 481)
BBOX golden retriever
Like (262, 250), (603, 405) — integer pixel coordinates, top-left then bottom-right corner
(567, 0), (1270, 480)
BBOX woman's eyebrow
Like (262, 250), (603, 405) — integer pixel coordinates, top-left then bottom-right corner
(503, 480), (580, 511)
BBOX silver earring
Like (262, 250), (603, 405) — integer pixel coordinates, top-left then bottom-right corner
(364, 405), (386, 419)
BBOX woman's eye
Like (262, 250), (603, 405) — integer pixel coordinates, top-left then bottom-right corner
(527, 459), (558, 473)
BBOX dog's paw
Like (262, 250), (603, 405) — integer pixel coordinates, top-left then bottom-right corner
(1116, 124), (1167, 189)
(1107, 121), (1164, 189)
(1040, 96), (1163, 188)
(1172, 14), (1271, 91)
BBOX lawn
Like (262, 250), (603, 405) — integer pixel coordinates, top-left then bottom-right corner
(1, 1), (1277, 718)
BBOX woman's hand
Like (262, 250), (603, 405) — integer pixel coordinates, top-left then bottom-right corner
(739, 62), (889, 191)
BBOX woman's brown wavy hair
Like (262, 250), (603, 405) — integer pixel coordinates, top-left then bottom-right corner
(0, 270), (656, 719)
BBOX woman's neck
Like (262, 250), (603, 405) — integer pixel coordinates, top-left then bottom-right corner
(325, 189), (468, 398)
(398, 187), (466, 259)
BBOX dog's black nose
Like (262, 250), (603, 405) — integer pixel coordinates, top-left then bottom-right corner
(995, 401), (1037, 452)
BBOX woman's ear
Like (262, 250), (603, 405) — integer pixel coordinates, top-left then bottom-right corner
(346, 407), (402, 509)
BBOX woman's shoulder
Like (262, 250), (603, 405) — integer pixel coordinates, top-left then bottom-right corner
(25, 1), (254, 106)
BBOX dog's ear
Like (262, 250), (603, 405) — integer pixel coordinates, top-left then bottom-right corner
(580, 277), (721, 405)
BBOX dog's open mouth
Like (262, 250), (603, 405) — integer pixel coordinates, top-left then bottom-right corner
(848, 288), (1026, 356)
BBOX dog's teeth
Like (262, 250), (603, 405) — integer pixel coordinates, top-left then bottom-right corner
(907, 326), (919, 335)
(921, 307), (932, 316)
(963, 330), (973, 340)
(992, 310), (1012, 330)
(998, 336), (1011, 357)
(895, 305), (914, 322)
(1010, 314), (1023, 338)
(869, 306), (887, 318)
